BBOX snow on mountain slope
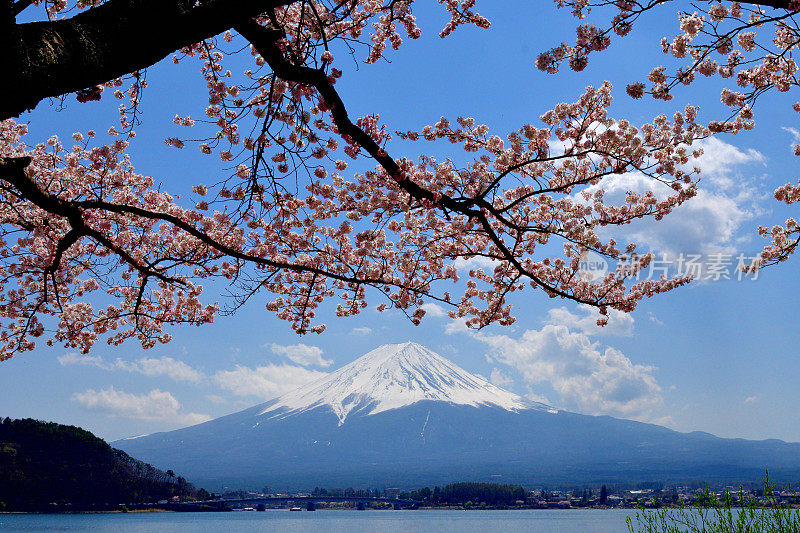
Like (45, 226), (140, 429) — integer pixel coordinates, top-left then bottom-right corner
(260, 341), (555, 424)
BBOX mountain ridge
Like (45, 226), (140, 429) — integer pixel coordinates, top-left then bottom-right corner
(258, 341), (553, 424)
(0, 417), (200, 510)
(114, 343), (800, 490)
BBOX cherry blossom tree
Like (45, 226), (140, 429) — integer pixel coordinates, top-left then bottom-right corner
(545, 0), (800, 268)
(0, 0), (790, 361)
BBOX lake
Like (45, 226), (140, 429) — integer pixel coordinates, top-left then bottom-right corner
(0, 509), (640, 532)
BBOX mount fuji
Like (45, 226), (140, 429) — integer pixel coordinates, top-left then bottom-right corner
(115, 342), (800, 490)
(258, 342), (551, 424)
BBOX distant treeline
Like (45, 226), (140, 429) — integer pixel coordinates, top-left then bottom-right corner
(402, 482), (527, 505)
(0, 417), (203, 511)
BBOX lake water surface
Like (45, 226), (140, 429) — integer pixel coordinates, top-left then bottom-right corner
(0, 509), (639, 532)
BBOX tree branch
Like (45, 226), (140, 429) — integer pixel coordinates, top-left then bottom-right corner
(2, 0), (795, 120)
(748, 0), (792, 7)
(234, 20), (478, 215)
(0, 156), (407, 291)
(2, 0), (293, 119)
(235, 20), (614, 307)
(12, 0), (33, 16)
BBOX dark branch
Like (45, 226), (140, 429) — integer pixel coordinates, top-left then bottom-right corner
(0, 156), (412, 293)
(2, 0), (795, 120)
(748, 0), (792, 7)
(2, 0), (293, 119)
(12, 0), (33, 16)
(235, 20), (612, 307)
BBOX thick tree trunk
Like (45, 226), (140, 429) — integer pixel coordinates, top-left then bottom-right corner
(1, 0), (287, 120)
(0, 0), (794, 120)
(753, 0), (793, 7)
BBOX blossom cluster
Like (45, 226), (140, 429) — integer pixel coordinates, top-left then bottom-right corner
(0, 0), (720, 358)
(547, 0), (800, 273)
(0, 120), (221, 359)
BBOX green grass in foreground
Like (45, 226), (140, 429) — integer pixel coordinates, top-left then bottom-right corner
(627, 474), (800, 533)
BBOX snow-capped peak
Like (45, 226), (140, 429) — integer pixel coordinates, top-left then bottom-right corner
(259, 342), (554, 424)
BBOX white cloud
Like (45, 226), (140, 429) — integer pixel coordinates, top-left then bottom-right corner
(452, 255), (499, 273)
(690, 136), (764, 188)
(629, 188), (753, 255)
(444, 317), (469, 335)
(350, 327), (373, 336)
(213, 364), (327, 401)
(421, 303), (447, 317)
(744, 395), (759, 404)
(268, 343), (332, 367)
(650, 415), (676, 427)
(782, 126), (799, 139)
(449, 305), (663, 420)
(72, 387), (210, 425)
(58, 352), (106, 367)
(58, 353), (204, 383)
(130, 357), (204, 382)
(474, 325), (662, 419)
(584, 137), (766, 258)
(489, 368), (513, 388)
(526, 390), (553, 406)
(781, 126), (800, 151)
(437, 344), (458, 355)
(545, 304), (634, 337)
(205, 395), (228, 404)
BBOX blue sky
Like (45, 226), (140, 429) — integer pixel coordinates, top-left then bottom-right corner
(4, 1), (800, 444)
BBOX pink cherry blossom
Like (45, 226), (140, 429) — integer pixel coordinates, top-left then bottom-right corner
(0, 0), (766, 360)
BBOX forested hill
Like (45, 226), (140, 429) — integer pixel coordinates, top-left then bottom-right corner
(0, 417), (202, 511)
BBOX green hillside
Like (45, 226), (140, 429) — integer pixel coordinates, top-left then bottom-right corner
(0, 417), (202, 511)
